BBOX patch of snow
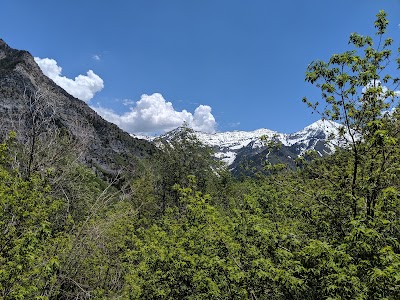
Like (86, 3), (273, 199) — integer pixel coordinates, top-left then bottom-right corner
(214, 151), (237, 165)
(132, 134), (157, 141)
(197, 128), (277, 146)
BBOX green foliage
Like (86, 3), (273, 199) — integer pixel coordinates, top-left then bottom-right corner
(123, 181), (245, 299)
(151, 126), (224, 214)
(0, 147), (63, 299)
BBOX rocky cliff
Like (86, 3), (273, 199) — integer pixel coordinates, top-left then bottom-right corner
(0, 39), (155, 177)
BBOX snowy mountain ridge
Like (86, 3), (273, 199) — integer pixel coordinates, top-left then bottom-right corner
(136, 119), (346, 168)
(194, 119), (345, 165)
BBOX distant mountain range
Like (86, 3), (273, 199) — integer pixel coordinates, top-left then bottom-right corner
(139, 120), (347, 175)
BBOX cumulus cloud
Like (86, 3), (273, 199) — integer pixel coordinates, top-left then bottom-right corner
(191, 105), (217, 133)
(34, 57), (104, 102)
(92, 93), (217, 135)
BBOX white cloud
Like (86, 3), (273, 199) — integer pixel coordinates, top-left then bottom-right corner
(122, 99), (135, 106)
(92, 93), (217, 135)
(92, 54), (101, 61)
(191, 105), (217, 133)
(34, 57), (104, 102)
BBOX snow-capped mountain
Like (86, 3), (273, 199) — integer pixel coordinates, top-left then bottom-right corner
(194, 119), (345, 165)
(137, 119), (347, 175)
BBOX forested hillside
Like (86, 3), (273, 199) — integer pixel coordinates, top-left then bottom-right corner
(1, 11), (400, 299)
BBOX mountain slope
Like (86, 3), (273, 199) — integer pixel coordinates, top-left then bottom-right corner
(0, 39), (155, 177)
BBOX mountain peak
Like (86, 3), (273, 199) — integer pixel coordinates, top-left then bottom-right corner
(0, 39), (29, 57)
(0, 39), (14, 60)
(0, 39), (8, 49)
(303, 119), (340, 132)
(0, 39), (42, 81)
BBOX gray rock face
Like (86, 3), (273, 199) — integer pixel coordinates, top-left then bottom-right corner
(0, 39), (155, 177)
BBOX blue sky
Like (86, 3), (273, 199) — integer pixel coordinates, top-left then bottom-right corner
(1, 1), (399, 135)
